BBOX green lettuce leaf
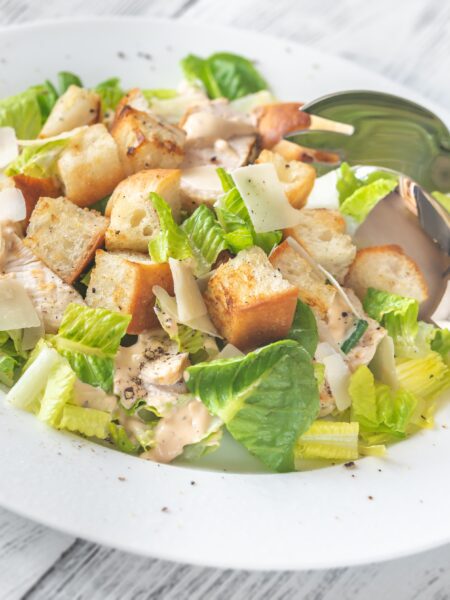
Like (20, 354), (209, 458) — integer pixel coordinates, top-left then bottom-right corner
(215, 169), (282, 254)
(432, 191), (450, 213)
(0, 88), (44, 138)
(142, 89), (178, 102)
(186, 340), (320, 472)
(154, 299), (207, 356)
(181, 52), (268, 100)
(286, 300), (318, 358)
(337, 163), (398, 222)
(57, 71), (83, 94)
(295, 421), (359, 461)
(0, 353), (17, 387)
(396, 351), (450, 402)
(349, 365), (417, 443)
(93, 77), (124, 112)
(363, 288), (418, 355)
(432, 328), (450, 364)
(5, 138), (69, 178)
(109, 422), (141, 454)
(0, 329), (30, 387)
(59, 404), (111, 439)
(37, 360), (76, 427)
(52, 304), (130, 392)
(148, 193), (192, 263)
(181, 205), (229, 274)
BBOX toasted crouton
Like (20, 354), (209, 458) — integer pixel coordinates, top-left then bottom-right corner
(284, 209), (356, 283)
(111, 102), (185, 175)
(345, 245), (429, 303)
(105, 169), (181, 253)
(255, 149), (315, 209)
(86, 250), (173, 334)
(57, 124), (125, 207)
(40, 85), (101, 138)
(204, 246), (298, 350)
(270, 240), (336, 318)
(25, 196), (108, 284)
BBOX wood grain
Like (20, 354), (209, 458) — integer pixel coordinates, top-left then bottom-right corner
(0, 0), (448, 598)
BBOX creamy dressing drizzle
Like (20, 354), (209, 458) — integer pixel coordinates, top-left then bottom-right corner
(326, 293), (354, 343)
(142, 398), (212, 464)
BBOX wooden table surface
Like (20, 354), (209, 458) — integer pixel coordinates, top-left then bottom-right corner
(0, 1), (449, 598)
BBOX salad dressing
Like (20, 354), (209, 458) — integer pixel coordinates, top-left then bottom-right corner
(143, 399), (212, 464)
(326, 294), (354, 343)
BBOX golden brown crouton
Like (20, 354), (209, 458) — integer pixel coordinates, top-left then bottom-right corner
(111, 102), (186, 175)
(284, 209), (356, 283)
(25, 196), (108, 284)
(345, 245), (429, 302)
(86, 250), (174, 334)
(255, 149), (315, 209)
(105, 169), (181, 253)
(204, 246), (298, 350)
(40, 85), (101, 138)
(57, 124), (125, 207)
(270, 240), (336, 318)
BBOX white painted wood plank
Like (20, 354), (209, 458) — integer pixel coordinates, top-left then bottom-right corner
(0, 508), (73, 600)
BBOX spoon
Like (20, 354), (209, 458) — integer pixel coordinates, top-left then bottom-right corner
(287, 90), (450, 193)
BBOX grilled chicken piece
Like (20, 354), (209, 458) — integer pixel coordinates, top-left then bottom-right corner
(114, 331), (189, 415)
(0, 226), (84, 332)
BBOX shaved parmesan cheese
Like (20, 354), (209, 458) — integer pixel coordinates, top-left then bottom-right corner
(217, 344), (244, 359)
(286, 236), (362, 318)
(169, 258), (208, 322)
(316, 343), (351, 411)
(0, 279), (41, 330)
(369, 335), (398, 390)
(0, 127), (18, 168)
(232, 163), (303, 233)
(0, 188), (26, 223)
(21, 321), (45, 350)
(306, 169), (340, 210)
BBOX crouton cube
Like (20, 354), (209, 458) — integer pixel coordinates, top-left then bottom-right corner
(255, 149), (316, 209)
(111, 103), (185, 176)
(86, 250), (174, 334)
(57, 124), (125, 207)
(270, 240), (336, 318)
(284, 209), (356, 283)
(105, 169), (181, 253)
(24, 196), (108, 284)
(345, 244), (428, 303)
(40, 85), (101, 138)
(204, 246), (298, 350)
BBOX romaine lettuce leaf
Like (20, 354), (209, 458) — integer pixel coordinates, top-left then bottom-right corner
(0, 329), (30, 387)
(59, 404), (111, 439)
(181, 205), (229, 274)
(432, 191), (450, 213)
(432, 328), (450, 364)
(396, 351), (450, 402)
(287, 300), (318, 358)
(154, 299), (207, 355)
(37, 360), (76, 427)
(52, 304), (130, 392)
(142, 89), (178, 102)
(109, 422), (141, 454)
(5, 138), (69, 178)
(349, 365), (417, 443)
(93, 77), (124, 112)
(337, 163), (398, 222)
(148, 193), (192, 263)
(295, 421), (359, 461)
(57, 71), (83, 95)
(186, 340), (320, 472)
(215, 169), (282, 254)
(0, 353), (17, 387)
(0, 88), (44, 138)
(181, 52), (268, 100)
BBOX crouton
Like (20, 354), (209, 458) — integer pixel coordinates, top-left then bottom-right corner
(345, 245), (429, 303)
(40, 85), (101, 138)
(104, 169), (181, 253)
(253, 102), (308, 148)
(86, 250), (174, 334)
(255, 149), (316, 209)
(284, 209), (356, 283)
(12, 174), (61, 225)
(204, 246), (298, 350)
(25, 196), (108, 284)
(111, 102), (185, 175)
(57, 124), (125, 207)
(270, 240), (336, 318)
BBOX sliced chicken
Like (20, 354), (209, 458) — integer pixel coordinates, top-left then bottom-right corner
(0, 225), (84, 332)
(114, 331), (189, 415)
